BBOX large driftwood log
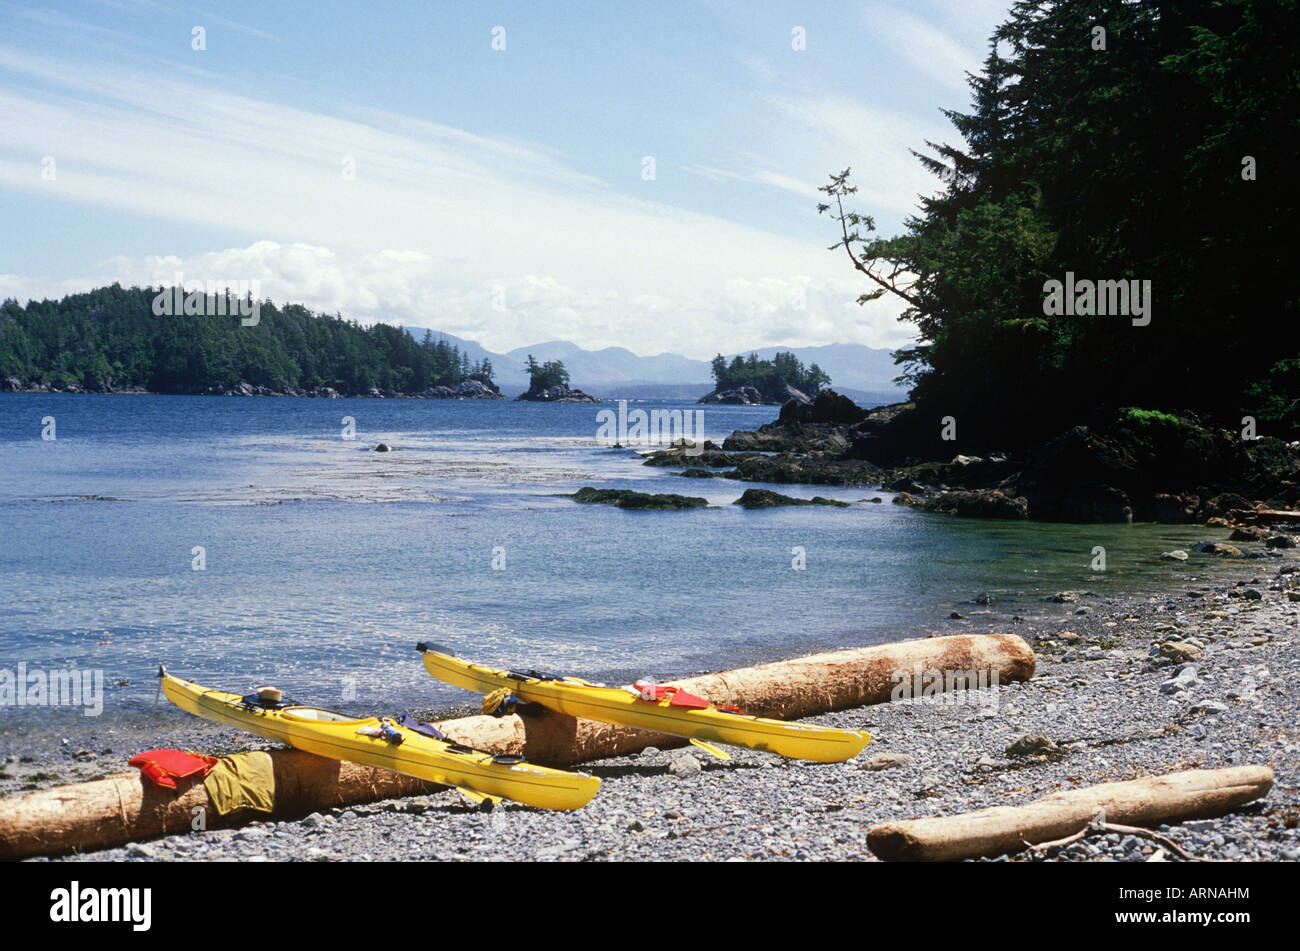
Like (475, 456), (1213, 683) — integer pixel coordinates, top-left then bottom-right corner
(867, 766), (1274, 861)
(0, 750), (445, 861)
(0, 634), (1033, 858)
(436, 634), (1035, 767)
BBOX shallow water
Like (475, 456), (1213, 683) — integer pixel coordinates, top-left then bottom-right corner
(0, 394), (1243, 730)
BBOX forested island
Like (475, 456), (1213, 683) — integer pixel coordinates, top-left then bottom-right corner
(516, 355), (599, 402)
(0, 285), (502, 398)
(698, 351), (830, 405)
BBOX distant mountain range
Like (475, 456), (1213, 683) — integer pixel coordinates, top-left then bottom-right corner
(403, 327), (909, 404)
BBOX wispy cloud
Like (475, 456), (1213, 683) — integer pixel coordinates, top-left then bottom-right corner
(195, 9), (280, 43)
(0, 45), (915, 354)
(861, 3), (985, 94)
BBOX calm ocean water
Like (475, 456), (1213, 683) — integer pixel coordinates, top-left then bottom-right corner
(0, 394), (1236, 728)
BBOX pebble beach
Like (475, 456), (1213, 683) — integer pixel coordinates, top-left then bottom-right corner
(6, 552), (1297, 863)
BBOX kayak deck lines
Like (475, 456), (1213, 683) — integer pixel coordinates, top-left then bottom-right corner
(418, 646), (870, 762)
(159, 669), (599, 811)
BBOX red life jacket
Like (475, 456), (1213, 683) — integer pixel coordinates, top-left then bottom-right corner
(631, 682), (712, 709)
(129, 749), (219, 789)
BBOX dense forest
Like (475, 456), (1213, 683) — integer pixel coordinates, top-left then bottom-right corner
(0, 284), (493, 395)
(823, 0), (1300, 444)
(709, 351), (830, 399)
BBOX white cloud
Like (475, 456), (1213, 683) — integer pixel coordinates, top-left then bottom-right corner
(0, 45), (919, 355)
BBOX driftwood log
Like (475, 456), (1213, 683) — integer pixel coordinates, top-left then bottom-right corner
(0, 634), (1033, 859)
(0, 750), (446, 860)
(867, 766), (1274, 861)
(436, 633), (1034, 766)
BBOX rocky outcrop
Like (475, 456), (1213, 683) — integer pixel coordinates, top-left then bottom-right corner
(516, 383), (599, 402)
(423, 379), (506, 399)
(919, 489), (1030, 520)
(727, 455), (884, 486)
(733, 489), (850, 508)
(642, 446), (745, 468)
(567, 487), (707, 509)
(698, 385), (766, 405)
(777, 389), (868, 425)
(698, 383), (811, 406)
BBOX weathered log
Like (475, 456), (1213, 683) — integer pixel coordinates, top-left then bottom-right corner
(0, 750), (445, 861)
(0, 634), (1033, 858)
(434, 634), (1035, 767)
(1229, 508), (1300, 525)
(867, 766), (1274, 861)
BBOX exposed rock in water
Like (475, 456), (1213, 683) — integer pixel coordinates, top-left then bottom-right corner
(423, 379), (506, 399)
(373, 443), (393, 452)
(777, 389), (868, 425)
(673, 467), (729, 479)
(697, 385), (768, 405)
(1196, 541), (1245, 557)
(727, 455), (883, 486)
(733, 489), (850, 508)
(1160, 550), (1190, 561)
(698, 383), (811, 406)
(643, 446), (743, 468)
(568, 487), (708, 510)
(921, 490), (1030, 520)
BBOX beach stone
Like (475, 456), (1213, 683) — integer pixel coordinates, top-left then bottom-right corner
(1160, 666), (1199, 694)
(1160, 550), (1189, 561)
(668, 754), (702, 777)
(1159, 641), (1204, 663)
(861, 752), (915, 771)
(1190, 700), (1229, 715)
(1006, 733), (1057, 757)
(1243, 588), (1263, 600)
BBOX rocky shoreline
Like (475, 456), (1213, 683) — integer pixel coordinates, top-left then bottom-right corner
(5, 553), (1297, 863)
(0, 378), (508, 399)
(648, 390), (1300, 524)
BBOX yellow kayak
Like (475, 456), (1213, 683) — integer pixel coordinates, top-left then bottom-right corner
(418, 646), (870, 763)
(159, 670), (600, 811)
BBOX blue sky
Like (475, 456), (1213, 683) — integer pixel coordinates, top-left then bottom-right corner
(1, 0), (1009, 356)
